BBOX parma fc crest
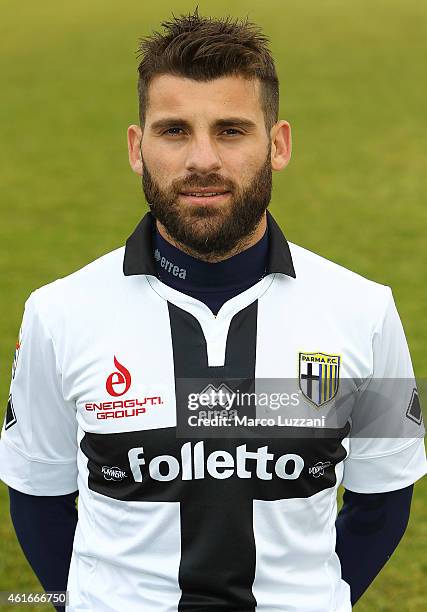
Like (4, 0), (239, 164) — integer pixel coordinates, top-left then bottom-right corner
(299, 352), (341, 407)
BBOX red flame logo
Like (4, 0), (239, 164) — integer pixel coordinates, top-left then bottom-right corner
(106, 356), (132, 397)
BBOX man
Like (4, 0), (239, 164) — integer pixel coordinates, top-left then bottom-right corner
(1, 8), (426, 612)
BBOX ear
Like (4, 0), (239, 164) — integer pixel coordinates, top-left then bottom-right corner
(270, 120), (292, 171)
(127, 124), (143, 176)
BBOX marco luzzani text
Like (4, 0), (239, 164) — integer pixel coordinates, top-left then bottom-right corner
(187, 387), (326, 428)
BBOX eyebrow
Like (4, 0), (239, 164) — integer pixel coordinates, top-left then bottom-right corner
(149, 117), (258, 132)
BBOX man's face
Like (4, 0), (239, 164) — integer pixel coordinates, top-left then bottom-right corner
(136, 74), (279, 257)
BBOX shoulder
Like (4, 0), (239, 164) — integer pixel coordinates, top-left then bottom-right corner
(287, 241), (393, 322)
(27, 246), (127, 325)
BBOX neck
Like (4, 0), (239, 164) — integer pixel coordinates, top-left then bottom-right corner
(152, 219), (269, 315)
(155, 213), (267, 263)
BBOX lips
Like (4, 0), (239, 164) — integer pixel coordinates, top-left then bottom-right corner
(179, 187), (231, 204)
(179, 191), (231, 203)
(180, 188), (230, 197)
(180, 192), (229, 198)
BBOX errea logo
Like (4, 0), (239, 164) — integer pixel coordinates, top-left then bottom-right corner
(188, 383), (236, 411)
(154, 249), (187, 279)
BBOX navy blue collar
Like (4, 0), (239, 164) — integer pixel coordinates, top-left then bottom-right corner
(123, 210), (296, 279)
(152, 223), (268, 293)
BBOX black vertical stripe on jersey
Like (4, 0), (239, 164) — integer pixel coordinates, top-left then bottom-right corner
(168, 301), (258, 611)
(167, 301), (257, 378)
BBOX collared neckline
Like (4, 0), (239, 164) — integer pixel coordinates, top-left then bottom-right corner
(123, 209), (296, 279)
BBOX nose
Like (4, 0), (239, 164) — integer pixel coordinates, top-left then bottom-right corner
(184, 134), (222, 174)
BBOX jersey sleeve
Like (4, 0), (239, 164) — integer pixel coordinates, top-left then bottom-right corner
(0, 291), (78, 495)
(342, 287), (427, 493)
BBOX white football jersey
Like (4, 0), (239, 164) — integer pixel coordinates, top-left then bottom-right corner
(1, 211), (425, 612)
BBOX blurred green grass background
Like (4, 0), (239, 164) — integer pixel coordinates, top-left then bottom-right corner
(0, 0), (426, 610)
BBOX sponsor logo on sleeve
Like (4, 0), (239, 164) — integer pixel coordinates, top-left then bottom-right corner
(406, 388), (423, 426)
(4, 333), (22, 431)
(11, 331), (22, 381)
(4, 395), (17, 431)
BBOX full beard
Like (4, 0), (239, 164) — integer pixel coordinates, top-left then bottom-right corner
(141, 151), (272, 258)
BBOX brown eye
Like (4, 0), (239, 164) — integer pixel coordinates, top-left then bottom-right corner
(163, 127), (185, 136)
(222, 129), (243, 136)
